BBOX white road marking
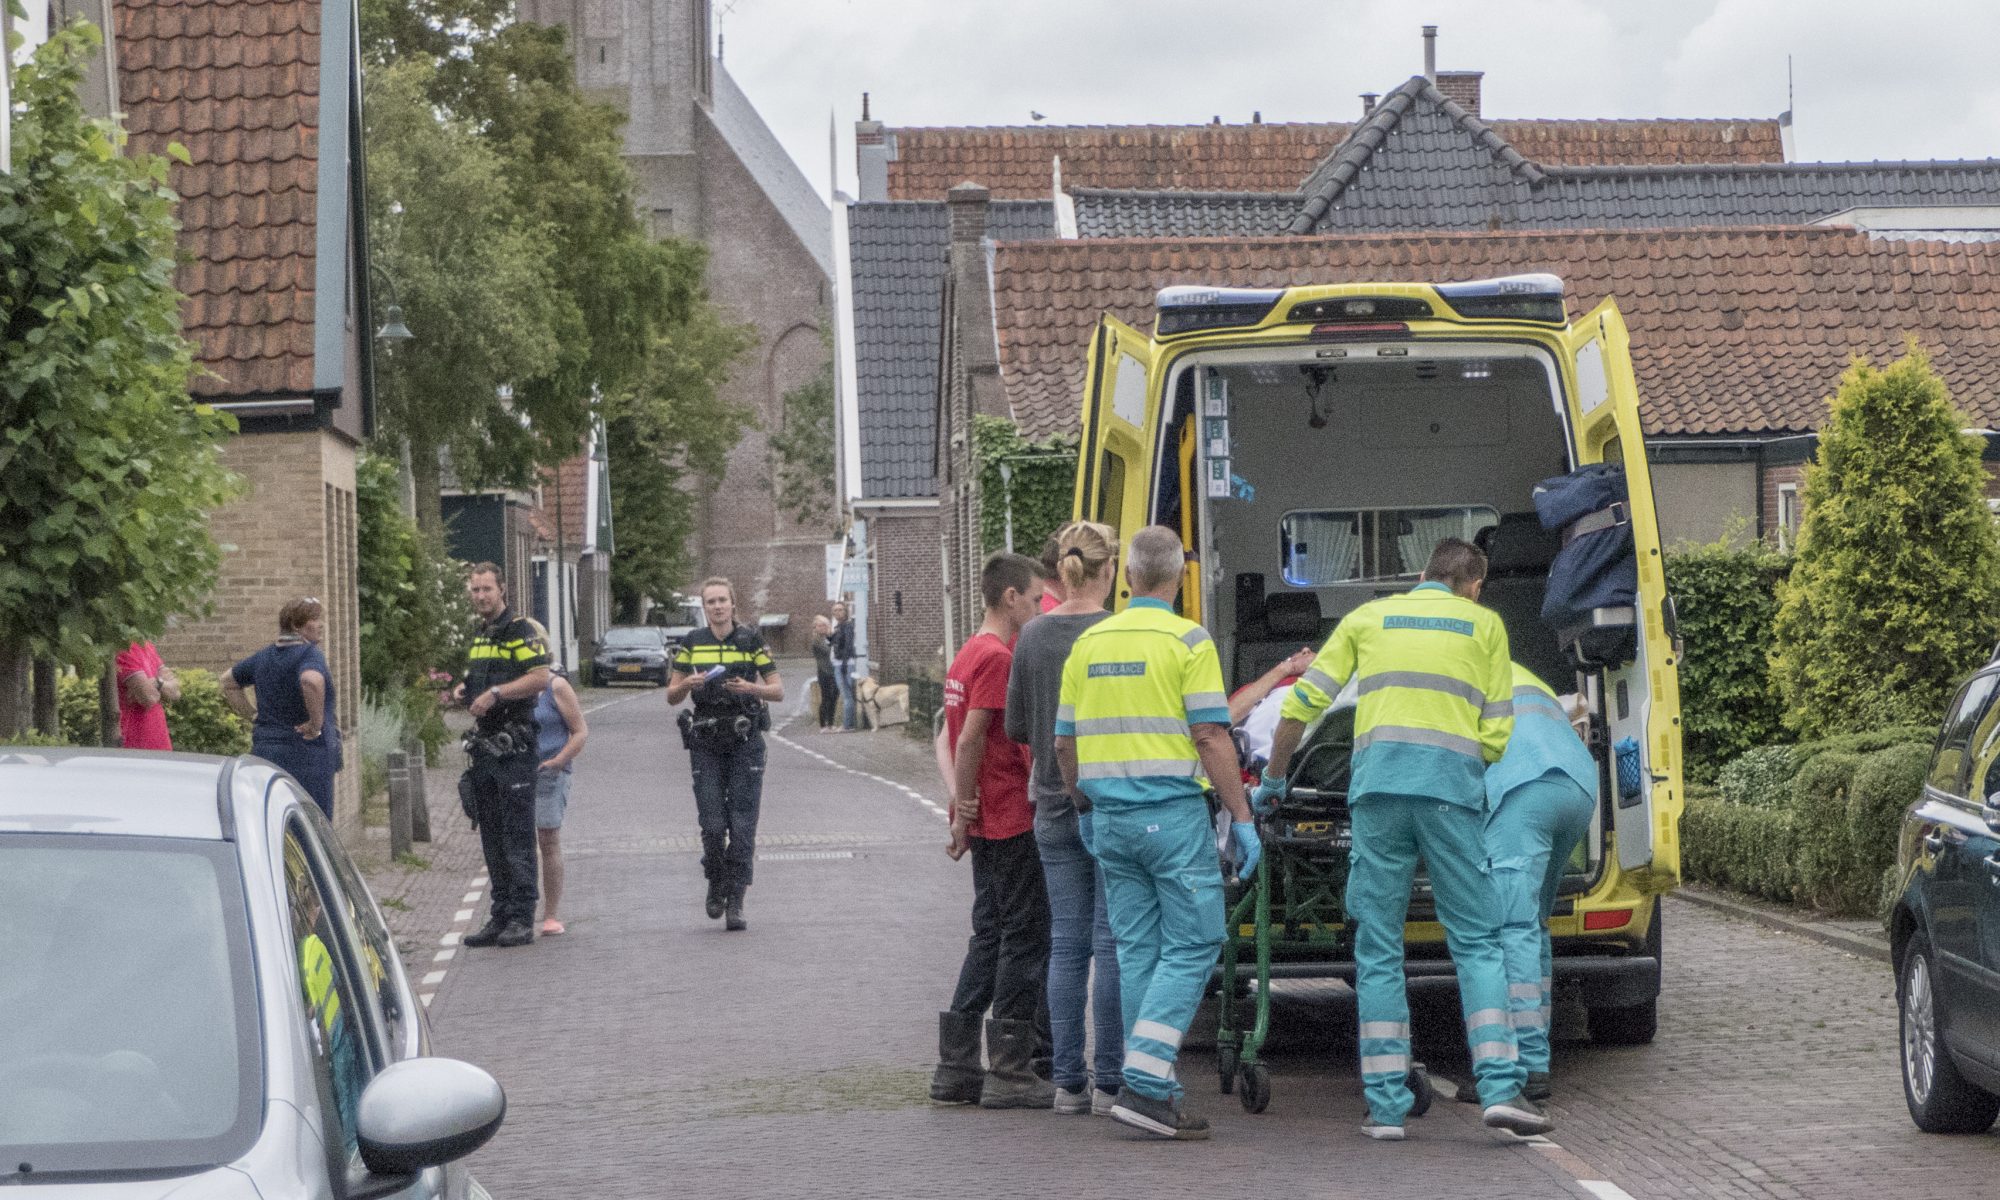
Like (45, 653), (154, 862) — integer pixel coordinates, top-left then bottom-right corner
(580, 689), (659, 716)
(420, 993), (434, 1008)
(1578, 1183), (1638, 1200)
(422, 970), (447, 986)
(770, 730), (950, 822)
(440, 931), (461, 946)
(453, 908), (474, 922)
(463, 891), (482, 904)
(471, 876), (489, 887)
(432, 949), (456, 963)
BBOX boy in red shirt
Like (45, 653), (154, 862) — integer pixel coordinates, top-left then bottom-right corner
(931, 551), (1051, 1110)
(115, 640), (179, 751)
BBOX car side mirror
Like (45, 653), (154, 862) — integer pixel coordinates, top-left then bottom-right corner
(348, 1058), (505, 1198)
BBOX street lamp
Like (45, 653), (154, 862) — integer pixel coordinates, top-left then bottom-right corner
(369, 264), (414, 343)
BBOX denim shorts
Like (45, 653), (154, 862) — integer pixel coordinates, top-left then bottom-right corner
(535, 769), (571, 830)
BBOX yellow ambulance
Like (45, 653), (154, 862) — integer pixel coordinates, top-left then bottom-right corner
(1072, 275), (1681, 1044)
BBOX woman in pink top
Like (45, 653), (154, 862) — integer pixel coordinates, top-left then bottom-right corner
(115, 641), (179, 750)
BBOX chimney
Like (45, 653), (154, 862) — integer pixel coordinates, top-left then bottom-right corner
(1252, 110), (1262, 124)
(1423, 25), (1437, 80)
(1360, 92), (1379, 116)
(1779, 109), (1795, 161)
(1436, 70), (1483, 116)
(854, 92), (893, 201)
(947, 181), (991, 246)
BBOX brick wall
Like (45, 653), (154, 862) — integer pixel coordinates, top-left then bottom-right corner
(865, 506), (945, 683)
(158, 430), (363, 842)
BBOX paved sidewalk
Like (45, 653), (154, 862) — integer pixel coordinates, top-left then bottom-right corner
(1671, 882), (1890, 963)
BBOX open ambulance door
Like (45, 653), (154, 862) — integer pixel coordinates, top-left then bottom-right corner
(1073, 314), (1161, 608)
(1564, 300), (1682, 888)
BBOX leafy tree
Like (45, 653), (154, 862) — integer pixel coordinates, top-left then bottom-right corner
(974, 416), (1077, 558)
(1665, 531), (1791, 781)
(606, 242), (757, 619)
(0, 20), (237, 734)
(355, 452), (472, 741)
(770, 323), (837, 530)
(363, 60), (563, 531)
(1770, 346), (2000, 738)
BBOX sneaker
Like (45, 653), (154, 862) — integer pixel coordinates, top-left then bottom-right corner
(1108, 1091), (1210, 1141)
(462, 918), (505, 948)
(1482, 1092), (1554, 1136)
(1053, 1086), (1092, 1115)
(1091, 1088), (1118, 1116)
(495, 921), (534, 948)
(705, 880), (725, 921)
(1524, 1071), (1551, 1102)
(725, 894), (747, 932)
(1361, 1117), (1406, 1141)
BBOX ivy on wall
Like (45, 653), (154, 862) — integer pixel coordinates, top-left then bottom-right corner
(974, 416), (1078, 559)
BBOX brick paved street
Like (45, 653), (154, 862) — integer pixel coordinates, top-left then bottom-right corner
(365, 676), (2000, 1199)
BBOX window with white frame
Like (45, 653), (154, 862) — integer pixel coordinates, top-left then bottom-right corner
(1776, 483), (1801, 551)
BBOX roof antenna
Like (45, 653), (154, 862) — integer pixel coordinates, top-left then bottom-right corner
(1778, 54), (1796, 160)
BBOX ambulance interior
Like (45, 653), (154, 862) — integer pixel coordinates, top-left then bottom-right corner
(1152, 342), (1628, 888)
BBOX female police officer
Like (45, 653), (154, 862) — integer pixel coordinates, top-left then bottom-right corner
(666, 577), (783, 931)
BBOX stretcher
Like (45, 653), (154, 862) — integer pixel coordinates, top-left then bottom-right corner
(1212, 704), (1435, 1116)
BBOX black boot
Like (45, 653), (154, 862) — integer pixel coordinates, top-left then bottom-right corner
(462, 917), (505, 947)
(980, 1018), (1057, 1109)
(929, 1011), (984, 1104)
(724, 889), (747, 932)
(705, 877), (725, 921)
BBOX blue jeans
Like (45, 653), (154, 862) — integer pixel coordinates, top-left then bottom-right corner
(1094, 796), (1226, 1102)
(1036, 810), (1122, 1094)
(834, 660), (859, 729)
(690, 737), (766, 892)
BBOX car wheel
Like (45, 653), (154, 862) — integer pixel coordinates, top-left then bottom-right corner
(1587, 998), (1657, 1046)
(1899, 933), (2000, 1133)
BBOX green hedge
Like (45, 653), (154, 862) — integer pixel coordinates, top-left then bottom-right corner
(1685, 735), (1933, 915)
(1665, 537), (1790, 781)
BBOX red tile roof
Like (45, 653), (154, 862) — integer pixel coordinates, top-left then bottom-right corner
(991, 226), (2000, 441)
(116, 0), (323, 398)
(886, 118), (1784, 200)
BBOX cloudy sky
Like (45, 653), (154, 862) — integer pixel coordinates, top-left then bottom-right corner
(714, 0), (2000, 200)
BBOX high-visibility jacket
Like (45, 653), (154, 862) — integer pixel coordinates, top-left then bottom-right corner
(1279, 582), (1513, 808)
(1486, 663), (1597, 809)
(1055, 598), (1230, 810)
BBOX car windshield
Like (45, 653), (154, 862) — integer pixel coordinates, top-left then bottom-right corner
(603, 628), (659, 647)
(0, 834), (261, 1177)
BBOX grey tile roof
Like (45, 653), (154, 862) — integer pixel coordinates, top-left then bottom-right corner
(708, 64), (834, 278)
(1070, 188), (1304, 238)
(848, 199), (1055, 499)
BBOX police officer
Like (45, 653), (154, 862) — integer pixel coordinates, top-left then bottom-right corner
(458, 563), (552, 949)
(1054, 525), (1260, 1141)
(666, 576), (783, 932)
(1483, 663), (1596, 1103)
(1257, 537), (1550, 1140)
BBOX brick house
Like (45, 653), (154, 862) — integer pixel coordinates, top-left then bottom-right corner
(115, 0), (373, 839)
(518, 0), (834, 655)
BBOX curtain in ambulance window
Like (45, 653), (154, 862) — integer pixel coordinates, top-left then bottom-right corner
(1282, 513), (1361, 586)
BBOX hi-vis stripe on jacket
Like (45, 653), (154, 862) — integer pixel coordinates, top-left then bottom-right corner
(1055, 598), (1230, 810)
(1279, 582), (1513, 808)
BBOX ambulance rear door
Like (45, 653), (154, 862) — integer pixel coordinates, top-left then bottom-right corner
(1563, 299), (1682, 887)
(1074, 314), (1162, 601)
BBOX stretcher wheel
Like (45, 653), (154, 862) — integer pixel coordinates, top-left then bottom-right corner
(1238, 1062), (1271, 1114)
(1406, 1064), (1433, 1118)
(1217, 1044), (1238, 1094)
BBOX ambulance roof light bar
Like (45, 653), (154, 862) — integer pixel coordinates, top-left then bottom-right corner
(1154, 286), (1286, 336)
(1433, 274), (1568, 323)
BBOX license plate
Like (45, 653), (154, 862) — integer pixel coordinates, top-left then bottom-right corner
(617, 664), (642, 673)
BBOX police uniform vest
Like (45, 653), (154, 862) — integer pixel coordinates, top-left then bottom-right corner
(1280, 581), (1514, 808)
(465, 608), (551, 737)
(1485, 664), (1597, 808)
(675, 623), (776, 727)
(1054, 597), (1231, 810)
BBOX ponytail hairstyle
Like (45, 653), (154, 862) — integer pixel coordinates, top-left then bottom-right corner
(1055, 520), (1118, 593)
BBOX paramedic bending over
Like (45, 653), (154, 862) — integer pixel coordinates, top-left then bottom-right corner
(1253, 537), (1550, 1142)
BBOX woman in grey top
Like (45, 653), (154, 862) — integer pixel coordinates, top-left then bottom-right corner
(1004, 519), (1123, 1114)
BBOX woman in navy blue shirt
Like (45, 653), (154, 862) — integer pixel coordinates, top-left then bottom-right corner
(221, 596), (342, 819)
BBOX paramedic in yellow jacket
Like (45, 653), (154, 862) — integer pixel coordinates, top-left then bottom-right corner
(1055, 526), (1260, 1142)
(1255, 537), (1551, 1141)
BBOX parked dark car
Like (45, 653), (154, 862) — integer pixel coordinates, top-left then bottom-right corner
(1891, 663), (2000, 1133)
(0, 749), (504, 1195)
(591, 625), (672, 686)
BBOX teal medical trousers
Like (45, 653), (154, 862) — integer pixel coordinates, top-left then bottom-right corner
(1485, 774), (1594, 1075)
(1348, 795), (1525, 1121)
(1093, 796), (1226, 1102)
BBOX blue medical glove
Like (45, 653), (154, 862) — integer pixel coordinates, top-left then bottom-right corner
(1250, 768), (1289, 817)
(1229, 821), (1262, 880)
